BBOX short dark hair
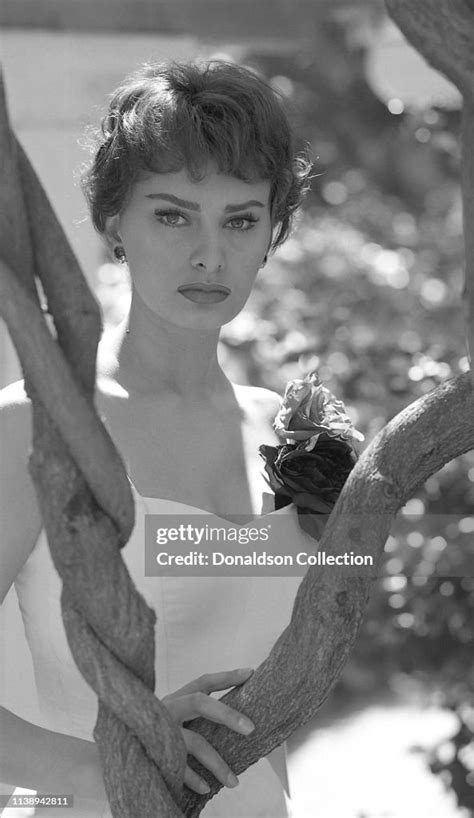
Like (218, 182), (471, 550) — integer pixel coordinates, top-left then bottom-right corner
(81, 59), (313, 252)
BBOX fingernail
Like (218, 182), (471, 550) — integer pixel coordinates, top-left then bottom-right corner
(238, 717), (255, 735)
(227, 773), (239, 788)
(199, 781), (210, 794)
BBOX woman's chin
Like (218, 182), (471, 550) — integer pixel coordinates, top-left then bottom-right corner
(169, 298), (244, 329)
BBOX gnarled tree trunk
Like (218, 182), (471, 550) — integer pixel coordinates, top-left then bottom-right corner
(0, 2), (473, 814)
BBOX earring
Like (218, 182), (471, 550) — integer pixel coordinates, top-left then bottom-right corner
(114, 245), (127, 264)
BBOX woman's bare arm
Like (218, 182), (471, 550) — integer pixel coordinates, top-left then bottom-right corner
(0, 383), (106, 805)
(0, 706), (106, 801)
(0, 382), (42, 603)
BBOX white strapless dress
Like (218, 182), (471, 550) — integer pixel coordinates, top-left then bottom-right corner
(11, 485), (315, 817)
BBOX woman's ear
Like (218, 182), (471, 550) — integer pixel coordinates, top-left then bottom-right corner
(103, 215), (123, 254)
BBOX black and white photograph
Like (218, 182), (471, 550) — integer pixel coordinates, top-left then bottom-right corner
(0, 2), (473, 817)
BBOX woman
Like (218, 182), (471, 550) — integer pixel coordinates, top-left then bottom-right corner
(0, 59), (315, 816)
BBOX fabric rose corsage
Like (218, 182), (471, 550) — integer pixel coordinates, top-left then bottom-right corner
(259, 370), (364, 539)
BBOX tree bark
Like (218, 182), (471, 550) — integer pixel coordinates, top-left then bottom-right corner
(0, 70), (187, 817)
(1, 1), (474, 809)
(179, 370), (474, 815)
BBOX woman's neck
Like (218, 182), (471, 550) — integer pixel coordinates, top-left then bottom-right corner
(98, 298), (231, 402)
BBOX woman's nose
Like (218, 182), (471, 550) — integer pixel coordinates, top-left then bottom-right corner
(190, 232), (226, 277)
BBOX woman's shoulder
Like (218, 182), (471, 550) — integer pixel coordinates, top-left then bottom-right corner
(0, 380), (42, 603)
(93, 375), (282, 417)
(232, 383), (282, 423)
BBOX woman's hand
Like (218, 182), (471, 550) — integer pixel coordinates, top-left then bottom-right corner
(162, 668), (255, 795)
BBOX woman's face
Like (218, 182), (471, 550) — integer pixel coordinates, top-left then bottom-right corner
(106, 164), (272, 329)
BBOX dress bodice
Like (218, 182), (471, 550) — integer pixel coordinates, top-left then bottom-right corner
(12, 485), (316, 817)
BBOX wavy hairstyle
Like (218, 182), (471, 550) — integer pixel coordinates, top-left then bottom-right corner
(81, 59), (313, 252)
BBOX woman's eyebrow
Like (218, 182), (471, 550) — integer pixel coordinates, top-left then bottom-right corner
(145, 193), (265, 212)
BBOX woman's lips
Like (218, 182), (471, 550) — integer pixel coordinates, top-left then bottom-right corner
(177, 283), (231, 303)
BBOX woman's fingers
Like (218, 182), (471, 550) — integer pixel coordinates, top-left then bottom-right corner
(184, 764), (211, 795)
(167, 691), (255, 736)
(161, 666), (256, 794)
(165, 667), (254, 699)
(182, 729), (239, 791)
(189, 692), (255, 735)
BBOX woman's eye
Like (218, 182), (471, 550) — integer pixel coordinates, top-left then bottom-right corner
(227, 215), (259, 231)
(154, 210), (187, 227)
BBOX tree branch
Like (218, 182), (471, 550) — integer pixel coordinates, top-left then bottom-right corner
(180, 372), (473, 815)
(0, 68), (187, 817)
